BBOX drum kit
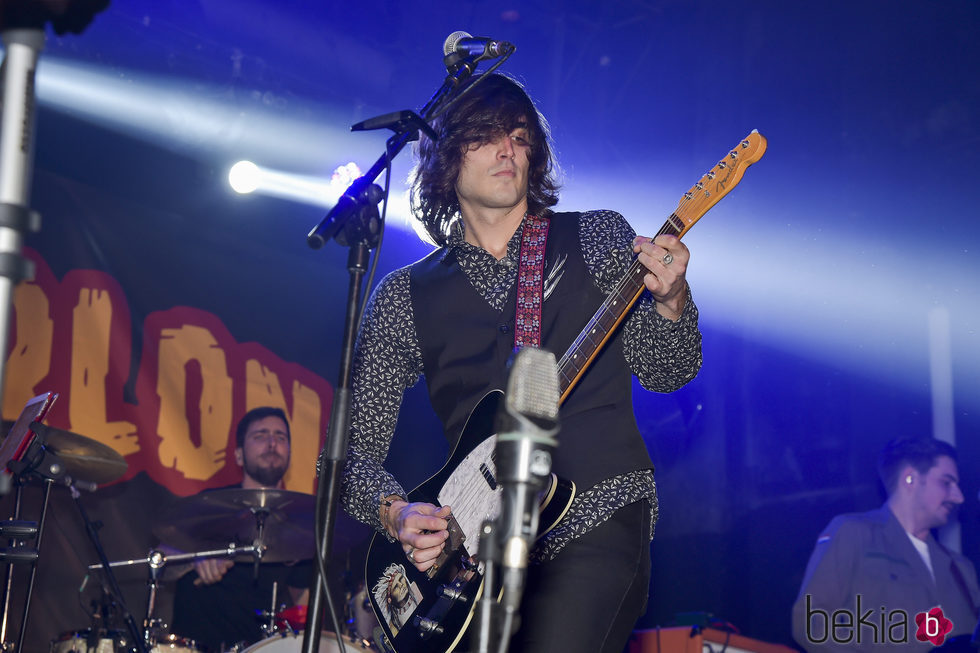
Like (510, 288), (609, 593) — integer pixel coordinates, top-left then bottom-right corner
(1, 418), (380, 653)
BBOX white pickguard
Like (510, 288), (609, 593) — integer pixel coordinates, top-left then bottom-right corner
(437, 434), (501, 558)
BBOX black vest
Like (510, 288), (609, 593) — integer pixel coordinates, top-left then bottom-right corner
(410, 212), (652, 491)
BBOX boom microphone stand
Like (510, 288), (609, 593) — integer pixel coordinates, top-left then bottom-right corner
(301, 43), (513, 653)
(304, 184), (383, 653)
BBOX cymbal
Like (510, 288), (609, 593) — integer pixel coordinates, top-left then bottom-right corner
(155, 488), (318, 563)
(31, 423), (128, 484)
(154, 488), (371, 563)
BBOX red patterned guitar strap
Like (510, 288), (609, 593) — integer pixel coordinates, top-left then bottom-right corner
(513, 214), (550, 350)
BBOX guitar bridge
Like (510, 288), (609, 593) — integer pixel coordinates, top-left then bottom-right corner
(425, 513), (467, 580)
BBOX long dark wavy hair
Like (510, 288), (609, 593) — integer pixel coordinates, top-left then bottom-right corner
(410, 73), (560, 246)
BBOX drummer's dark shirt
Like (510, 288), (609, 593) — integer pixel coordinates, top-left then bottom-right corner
(172, 559), (309, 650)
(170, 484), (311, 651)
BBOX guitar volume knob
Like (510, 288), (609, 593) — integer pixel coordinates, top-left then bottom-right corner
(439, 584), (468, 602)
(413, 615), (445, 636)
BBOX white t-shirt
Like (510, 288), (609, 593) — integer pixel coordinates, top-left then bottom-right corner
(906, 530), (935, 581)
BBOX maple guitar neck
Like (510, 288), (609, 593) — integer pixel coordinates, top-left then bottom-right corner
(557, 129), (768, 403)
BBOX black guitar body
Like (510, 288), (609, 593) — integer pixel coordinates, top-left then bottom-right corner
(364, 390), (575, 653)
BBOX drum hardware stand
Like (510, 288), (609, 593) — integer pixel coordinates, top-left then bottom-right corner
(82, 584), (121, 651)
(261, 581), (280, 637)
(89, 542), (263, 649)
(0, 474), (44, 653)
(250, 507), (268, 581)
(0, 422), (146, 652)
(0, 425), (103, 653)
(139, 548), (179, 648)
(257, 580), (301, 640)
(64, 471), (149, 653)
(143, 549), (166, 637)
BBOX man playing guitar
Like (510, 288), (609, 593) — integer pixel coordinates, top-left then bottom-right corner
(340, 73), (703, 653)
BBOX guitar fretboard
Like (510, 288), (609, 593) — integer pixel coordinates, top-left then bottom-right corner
(554, 129), (767, 402)
(557, 214), (684, 400)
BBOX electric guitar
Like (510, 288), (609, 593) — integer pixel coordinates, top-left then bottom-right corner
(364, 130), (768, 653)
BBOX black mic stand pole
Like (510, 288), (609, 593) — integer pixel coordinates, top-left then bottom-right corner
(301, 56), (484, 653)
(301, 195), (382, 653)
(473, 520), (501, 653)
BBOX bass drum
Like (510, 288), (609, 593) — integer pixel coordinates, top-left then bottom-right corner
(51, 630), (121, 653)
(243, 631), (372, 652)
(349, 584), (380, 642)
(150, 633), (200, 652)
(50, 629), (200, 653)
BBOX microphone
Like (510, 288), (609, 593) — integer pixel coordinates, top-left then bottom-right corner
(494, 347), (560, 628)
(443, 31), (514, 61)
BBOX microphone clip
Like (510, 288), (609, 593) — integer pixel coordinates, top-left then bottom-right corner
(442, 52), (482, 76)
(351, 110), (438, 142)
(306, 176), (384, 249)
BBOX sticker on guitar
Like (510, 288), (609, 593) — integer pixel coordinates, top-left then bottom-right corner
(373, 563), (424, 638)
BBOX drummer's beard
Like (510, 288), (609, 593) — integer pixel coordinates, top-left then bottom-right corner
(244, 450), (289, 488)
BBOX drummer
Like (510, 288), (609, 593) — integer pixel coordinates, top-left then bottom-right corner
(170, 407), (311, 651)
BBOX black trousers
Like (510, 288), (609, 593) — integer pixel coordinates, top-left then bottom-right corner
(507, 499), (653, 653)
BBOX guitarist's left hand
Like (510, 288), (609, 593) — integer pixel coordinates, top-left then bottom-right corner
(634, 234), (689, 321)
(384, 499), (452, 572)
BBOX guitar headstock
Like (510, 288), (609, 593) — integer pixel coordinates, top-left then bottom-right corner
(673, 130), (767, 236)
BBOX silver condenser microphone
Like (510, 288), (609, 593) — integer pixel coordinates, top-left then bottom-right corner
(494, 347), (560, 630)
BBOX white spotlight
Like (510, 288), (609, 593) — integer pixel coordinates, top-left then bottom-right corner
(228, 160), (260, 194)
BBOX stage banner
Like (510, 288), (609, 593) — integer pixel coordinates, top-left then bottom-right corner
(4, 248), (334, 496)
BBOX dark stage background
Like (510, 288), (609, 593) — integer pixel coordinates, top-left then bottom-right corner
(2, 1), (979, 651)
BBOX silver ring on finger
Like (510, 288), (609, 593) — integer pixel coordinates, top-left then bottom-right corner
(662, 252), (674, 266)
(406, 547), (417, 563)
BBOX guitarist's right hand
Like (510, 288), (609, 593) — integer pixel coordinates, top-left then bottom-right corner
(382, 497), (452, 572)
